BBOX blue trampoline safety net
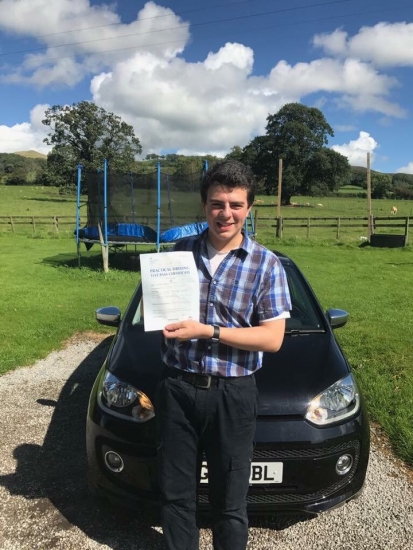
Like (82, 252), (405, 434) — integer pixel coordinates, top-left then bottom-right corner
(78, 168), (208, 244)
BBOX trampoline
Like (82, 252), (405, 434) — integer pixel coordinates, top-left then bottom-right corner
(75, 159), (255, 269)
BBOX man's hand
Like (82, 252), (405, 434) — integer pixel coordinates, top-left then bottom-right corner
(163, 321), (213, 341)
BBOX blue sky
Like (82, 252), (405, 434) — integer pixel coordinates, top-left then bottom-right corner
(0, 0), (413, 173)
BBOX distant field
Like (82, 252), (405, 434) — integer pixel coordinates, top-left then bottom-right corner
(1, 184), (412, 243)
(336, 185), (365, 194)
(252, 195), (413, 243)
(15, 150), (48, 159)
(0, 185), (78, 216)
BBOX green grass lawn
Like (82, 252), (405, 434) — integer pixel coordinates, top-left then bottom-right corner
(0, 234), (139, 372)
(0, 185), (79, 216)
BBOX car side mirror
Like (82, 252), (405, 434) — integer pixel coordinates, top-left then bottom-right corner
(96, 306), (121, 327)
(326, 308), (349, 329)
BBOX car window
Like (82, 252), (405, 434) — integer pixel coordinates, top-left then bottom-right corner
(283, 264), (324, 331)
(131, 299), (144, 326)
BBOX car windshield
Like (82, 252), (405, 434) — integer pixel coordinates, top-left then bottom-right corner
(131, 263), (324, 332)
(282, 264), (324, 332)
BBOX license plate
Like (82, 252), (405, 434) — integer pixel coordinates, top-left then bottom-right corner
(200, 461), (283, 484)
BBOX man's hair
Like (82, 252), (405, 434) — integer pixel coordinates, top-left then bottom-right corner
(201, 160), (256, 206)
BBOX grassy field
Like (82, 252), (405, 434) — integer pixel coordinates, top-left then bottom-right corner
(1, 185), (413, 468)
(1, 184), (412, 243)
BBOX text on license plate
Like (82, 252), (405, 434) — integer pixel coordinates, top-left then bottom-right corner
(200, 461), (283, 484)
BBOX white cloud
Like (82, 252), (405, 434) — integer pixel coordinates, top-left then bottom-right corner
(332, 131), (378, 167)
(0, 1), (408, 157)
(89, 43), (288, 154)
(265, 57), (403, 117)
(395, 162), (413, 174)
(0, 104), (51, 154)
(0, 0), (190, 87)
(204, 42), (254, 72)
(313, 23), (413, 68)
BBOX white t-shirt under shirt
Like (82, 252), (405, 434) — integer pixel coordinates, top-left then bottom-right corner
(206, 241), (290, 322)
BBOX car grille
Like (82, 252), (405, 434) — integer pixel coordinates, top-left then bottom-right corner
(252, 440), (359, 459)
(198, 440), (361, 505)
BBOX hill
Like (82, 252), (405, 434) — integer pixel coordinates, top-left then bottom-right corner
(14, 150), (47, 160)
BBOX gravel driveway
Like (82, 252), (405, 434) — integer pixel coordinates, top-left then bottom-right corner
(0, 334), (412, 550)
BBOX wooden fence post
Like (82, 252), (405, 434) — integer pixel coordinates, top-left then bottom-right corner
(276, 216), (283, 238)
(336, 217), (341, 239)
(9, 216), (14, 233)
(32, 216), (35, 233)
(54, 216), (59, 233)
(97, 222), (109, 273)
(306, 218), (310, 238)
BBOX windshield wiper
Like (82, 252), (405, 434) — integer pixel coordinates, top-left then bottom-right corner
(286, 328), (325, 334)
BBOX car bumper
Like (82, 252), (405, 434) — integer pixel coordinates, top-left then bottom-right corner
(86, 400), (370, 516)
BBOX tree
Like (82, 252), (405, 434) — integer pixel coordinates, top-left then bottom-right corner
(42, 101), (142, 185)
(225, 145), (244, 162)
(303, 148), (351, 196)
(239, 135), (273, 194)
(241, 103), (349, 204)
(371, 173), (392, 199)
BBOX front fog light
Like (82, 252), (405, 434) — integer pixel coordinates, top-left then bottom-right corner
(336, 454), (353, 475)
(104, 451), (124, 473)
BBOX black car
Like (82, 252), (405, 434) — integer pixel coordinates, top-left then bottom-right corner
(86, 252), (370, 515)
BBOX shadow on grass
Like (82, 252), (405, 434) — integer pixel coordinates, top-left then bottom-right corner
(42, 247), (158, 272)
(26, 197), (76, 203)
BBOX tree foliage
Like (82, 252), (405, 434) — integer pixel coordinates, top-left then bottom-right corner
(0, 153), (46, 185)
(239, 103), (350, 203)
(392, 172), (413, 186)
(303, 148), (351, 196)
(42, 101), (142, 186)
(371, 173), (392, 199)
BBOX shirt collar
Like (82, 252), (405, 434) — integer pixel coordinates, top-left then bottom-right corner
(199, 227), (251, 256)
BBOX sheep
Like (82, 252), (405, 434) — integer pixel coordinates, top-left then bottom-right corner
(317, 203), (323, 207)
(391, 206), (398, 215)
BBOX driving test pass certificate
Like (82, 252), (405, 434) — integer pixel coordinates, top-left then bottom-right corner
(140, 251), (200, 332)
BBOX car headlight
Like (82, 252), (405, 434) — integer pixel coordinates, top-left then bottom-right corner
(98, 371), (155, 423)
(305, 373), (360, 426)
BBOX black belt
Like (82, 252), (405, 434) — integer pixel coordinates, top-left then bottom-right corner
(165, 367), (253, 389)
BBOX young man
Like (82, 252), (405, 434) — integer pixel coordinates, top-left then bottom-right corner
(156, 160), (291, 550)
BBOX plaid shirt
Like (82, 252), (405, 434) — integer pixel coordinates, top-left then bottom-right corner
(162, 230), (292, 377)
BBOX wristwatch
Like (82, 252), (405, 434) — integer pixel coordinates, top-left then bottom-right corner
(211, 325), (220, 342)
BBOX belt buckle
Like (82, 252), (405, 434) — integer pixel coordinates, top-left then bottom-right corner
(195, 374), (211, 389)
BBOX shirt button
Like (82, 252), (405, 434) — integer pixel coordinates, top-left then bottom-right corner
(207, 346), (211, 350)
(213, 281), (217, 285)
(209, 302), (213, 307)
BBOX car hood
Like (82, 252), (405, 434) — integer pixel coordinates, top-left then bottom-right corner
(108, 328), (349, 417)
(256, 332), (349, 415)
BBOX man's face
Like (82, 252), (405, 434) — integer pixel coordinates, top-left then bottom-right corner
(203, 185), (251, 251)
